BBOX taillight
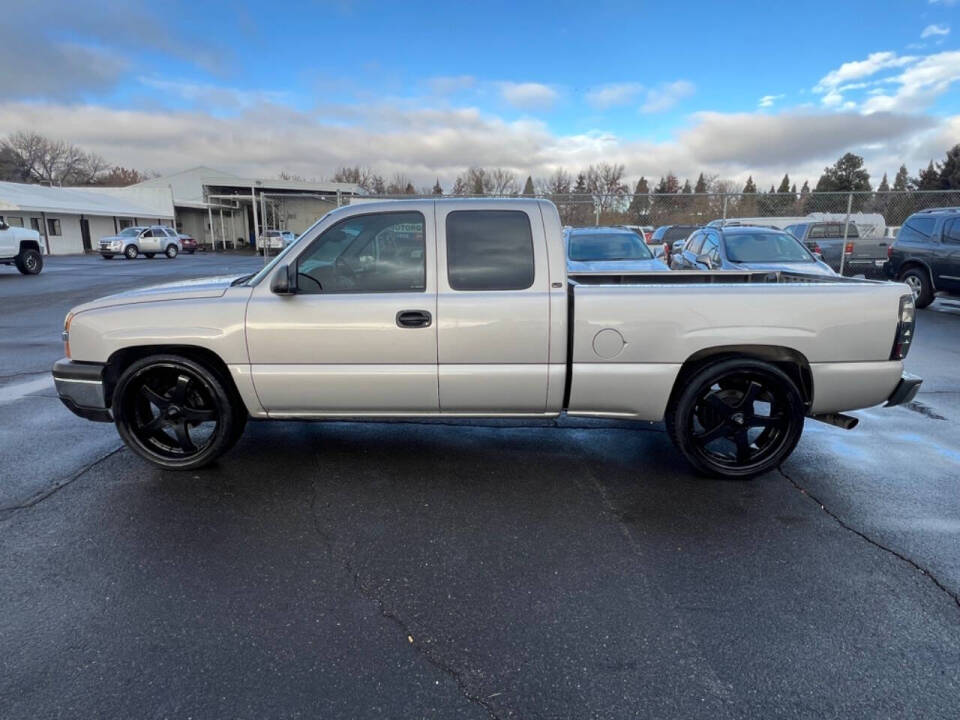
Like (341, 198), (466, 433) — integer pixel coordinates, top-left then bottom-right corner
(890, 294), (916, 360)
(887, 245), (894, 258)
(63, 312), (74, 358)
(844, 242), (854, 254)
(811, 242), (822, 255)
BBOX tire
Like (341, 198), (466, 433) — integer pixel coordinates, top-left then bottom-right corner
(112, 354), (244, 470)
(665, 358), (806, 480)
(900, 267), (933, 309)
(102, 254), (114, 260)
(14, 248), (43, 275)
(124, 245), (139, 260)
(144, 253), (155, 259)
(165, 244), (179, 259)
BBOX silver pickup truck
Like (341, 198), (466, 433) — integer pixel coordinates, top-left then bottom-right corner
(53, 199), (921, 479)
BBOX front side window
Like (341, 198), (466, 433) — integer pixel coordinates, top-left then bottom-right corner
(725, 232), (815, 263)
(296, 211), (426, 294)
(446, 210), (534, 291)
(47, 218), (61, 236)
(687, 232), (706, 255)
(703, 235), (722, 265)
(567, 231), (652, 261)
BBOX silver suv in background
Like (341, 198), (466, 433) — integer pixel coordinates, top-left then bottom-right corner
(99, 226), (182, 260)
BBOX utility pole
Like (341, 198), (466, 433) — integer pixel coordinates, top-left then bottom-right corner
(839, 192), (853, 277)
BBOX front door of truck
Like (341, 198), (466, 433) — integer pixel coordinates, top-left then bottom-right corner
(245, 205), (439, 414)
(435, 203), (551, 413)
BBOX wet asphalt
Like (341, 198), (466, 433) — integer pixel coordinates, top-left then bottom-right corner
(1, 255), (959, 719)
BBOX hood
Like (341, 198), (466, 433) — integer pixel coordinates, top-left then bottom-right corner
(567, 257), (670, 273)
(71, 275), (242, 313)
(730, 261), (836, 277)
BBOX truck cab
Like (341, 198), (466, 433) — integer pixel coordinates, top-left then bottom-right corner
(0, 219), (44, 274)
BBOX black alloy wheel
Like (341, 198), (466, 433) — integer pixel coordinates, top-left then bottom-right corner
(15, 249), (43, 275)
(113, 355), (244, 470)
(667, 358), (805, 479)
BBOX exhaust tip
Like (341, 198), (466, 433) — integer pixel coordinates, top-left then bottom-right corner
(811, 412), (859, 430)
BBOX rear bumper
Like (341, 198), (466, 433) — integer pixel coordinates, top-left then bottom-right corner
(885, 372), (923, 407)
(52, 359), (112, 422)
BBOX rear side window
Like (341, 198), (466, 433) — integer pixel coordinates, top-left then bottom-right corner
(687, 232), (706, 254)
(899, 216), (937, 243)
(446, 210), (534, 291)
(943, 218), (960, 245)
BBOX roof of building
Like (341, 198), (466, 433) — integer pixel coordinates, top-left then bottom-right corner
(0, 181), (175, 219)
(132, 166), (364, 205)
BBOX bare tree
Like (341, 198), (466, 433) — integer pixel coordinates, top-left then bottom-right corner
(584, 163), (628, 218)
(465, 167), (492, 195)
(1, 131), (110, 185)
(489, 168), (518, 195)
(536, 169), (572, 196)
(331, 165), (375, 191)
(385, 173), (413, 195)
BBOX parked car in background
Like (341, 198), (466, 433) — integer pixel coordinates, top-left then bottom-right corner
(672, 226), (836, 276)
(651, 224), (701, 254)
(564, 226), (669, 273)
(99, 226), (181, 260)
(621, 224), (654, 241)
(257, 229), (297, 254)
(178, 233), (198, 254)
(784, 221), (888, 276)
(0, 219), (43, 274)
(885, 208), (960, 308)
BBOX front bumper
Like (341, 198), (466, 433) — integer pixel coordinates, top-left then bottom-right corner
(885, 372), (923, 407)
(52, 359), (112, 422)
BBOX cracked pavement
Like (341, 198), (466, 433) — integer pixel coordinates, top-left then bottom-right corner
(1, 257), (960, 718)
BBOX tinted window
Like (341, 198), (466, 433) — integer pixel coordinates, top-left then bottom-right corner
(568, 232), (652, 261)
(687, 232), (706, 255)
(664, 226), (697, 242)
(943, 218), (960, 244)
(808, 225), (826, 239)
(898, 216), (937, 243)
(785, 223), (807, 240)
(446, 210), (534, 291)
(725, 232), (815, 263)
(703, 235), (722, 265)
(297, 211), (426, 294)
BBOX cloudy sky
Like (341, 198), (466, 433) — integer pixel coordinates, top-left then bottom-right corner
(2, 0), (958, 189)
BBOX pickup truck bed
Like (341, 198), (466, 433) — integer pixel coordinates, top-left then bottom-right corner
(53, 198), (921, 479)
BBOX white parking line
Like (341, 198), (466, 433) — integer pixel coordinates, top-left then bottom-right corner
(0, 375), (55, 405)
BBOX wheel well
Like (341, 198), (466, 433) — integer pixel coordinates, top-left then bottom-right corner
(668, 345), (813, 409)
(104, 345), (242, 408)
(898, 261), (933, 284)
(19, 240), (40, 254)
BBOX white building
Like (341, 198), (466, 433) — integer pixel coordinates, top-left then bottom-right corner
(0, 181), (175, 255)
(132, 167), (364, 249)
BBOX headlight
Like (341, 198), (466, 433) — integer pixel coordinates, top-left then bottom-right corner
(890, 294), (916, 360)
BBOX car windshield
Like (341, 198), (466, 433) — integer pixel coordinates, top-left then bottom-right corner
(568, 232), (652, 261)
(725, 232), (815, 263)
(119, 227), (142, 236)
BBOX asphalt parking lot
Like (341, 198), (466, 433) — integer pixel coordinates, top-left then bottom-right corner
(2, 255), (959, 719)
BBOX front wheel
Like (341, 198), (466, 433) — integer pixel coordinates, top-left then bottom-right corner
(113, 354), (244, 470)
(124, 245), (139, 260)
(165, 244), (179, 259)
(666, 358), (806, 479)
(15, 249), (43, 275)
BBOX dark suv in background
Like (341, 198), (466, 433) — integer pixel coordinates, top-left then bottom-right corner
(885, 208), (960, 308)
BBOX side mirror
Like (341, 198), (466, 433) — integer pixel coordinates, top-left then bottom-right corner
(696, 253), (713, 269)
(0, 221), (8, 230)
(270, 263), (299, 295)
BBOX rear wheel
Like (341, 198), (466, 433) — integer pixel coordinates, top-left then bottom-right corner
(124, 245), (139, 260)
(901, 267), (933, 309)
(113, 354), (245, 470)
(15, 248), (43, 275)
(165, 244), (179, 259)
(666, 358), (806, 479)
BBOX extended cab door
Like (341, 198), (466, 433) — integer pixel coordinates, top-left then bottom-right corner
(245, 205), (439, 414)
(435, 202), (553, 413)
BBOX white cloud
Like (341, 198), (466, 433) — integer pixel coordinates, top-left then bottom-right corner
(0, 100), (944, 193)
(758, 94), (785, 108)
(921, 23), (951, 38)
(498, 82), (558, 110)
(138, 77), (288, 110)
(640, 80), (695, 113)
(861, 50), (960, 113)
(427, 75), (475, 95)
(585, 82), (644, 109)
(813, 51), (917, 106)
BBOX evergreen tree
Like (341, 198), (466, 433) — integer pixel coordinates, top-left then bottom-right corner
(937, 145), (960, 189)
(911, 161), (940, 191)
(877, 173), (889, 192)
(571, 172), (591, 225)
(892, 165), (909, 191)
(451, 176), (466, 195)
(814, 152), (872, 210)
(790, 183), (797, 194)
(627, 177), (651, 223)
(798, 180), (810, 214)
(681, 179), (692, 193)
(404, 182), (416, 195)
(522, 175), (535, 196)
(432, 178), (443, 195)
(742, 176), (757, 194)
(694, 173), (708, 194)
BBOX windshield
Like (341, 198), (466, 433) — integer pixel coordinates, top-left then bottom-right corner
(119, 227), (142, 236)
(725, 232), (815, 263)
(568, 232), (652, 261)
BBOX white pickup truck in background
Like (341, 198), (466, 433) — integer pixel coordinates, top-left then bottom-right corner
(0, 219), (44, 274)
(53, 199), (921, 479)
